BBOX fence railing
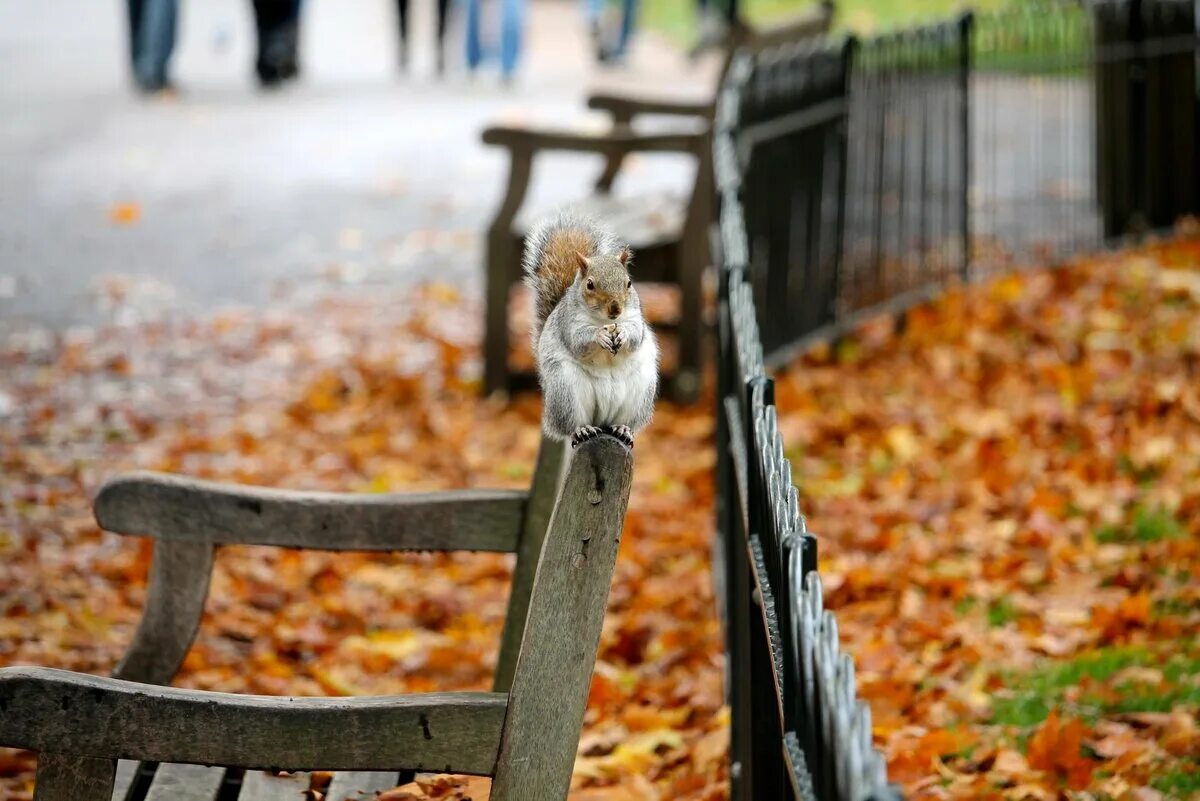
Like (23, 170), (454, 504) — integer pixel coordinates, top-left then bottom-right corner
(714, 2), (1198, 799)
(715, 45), (898, 801)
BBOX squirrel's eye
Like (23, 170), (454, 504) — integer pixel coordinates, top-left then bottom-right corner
(627, 279), (632, 288)
(586, 279), (595, 291)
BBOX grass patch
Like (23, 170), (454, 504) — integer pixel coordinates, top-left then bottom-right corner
(989, 644), (1200, 728)
(640, 0), (1004, 45)
(987, 598), (1019, 627)
(954, 596), (978, 615)
(1094, 505), (1185, 544)
(1152, 761), (1200, 797)
(1154, 596), (1200, 618)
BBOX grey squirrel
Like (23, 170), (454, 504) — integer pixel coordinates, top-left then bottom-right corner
(524, 212), (659, 448)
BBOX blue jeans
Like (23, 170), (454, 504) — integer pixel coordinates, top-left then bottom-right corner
(128, 0), (178, 87)
(584, 0), (637, 58)
(464, 0), (525, 78)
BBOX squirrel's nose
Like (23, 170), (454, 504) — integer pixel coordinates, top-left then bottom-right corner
(608, 302), (621, 318)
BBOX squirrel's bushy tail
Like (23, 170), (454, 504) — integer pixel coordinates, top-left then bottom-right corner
(523, 211), (620, 341)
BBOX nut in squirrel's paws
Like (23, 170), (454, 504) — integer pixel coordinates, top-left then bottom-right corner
(599, 324), (621, 355)
(571, 426), (603, 448)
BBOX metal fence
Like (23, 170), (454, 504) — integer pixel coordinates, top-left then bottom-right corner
(713, 2), (1198, 799)
(842, 16), (971, 317)
(715, 47), (898, 801)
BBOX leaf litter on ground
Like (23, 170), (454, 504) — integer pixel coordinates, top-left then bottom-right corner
(2, 231), (1200, 800)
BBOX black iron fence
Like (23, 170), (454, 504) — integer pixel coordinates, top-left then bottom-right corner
(714, 45), (898, 801)
(714, 2), (1198, 799)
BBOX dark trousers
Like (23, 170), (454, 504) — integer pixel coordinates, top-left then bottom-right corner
(396, 0), (453, 68)
(252, 0), (301, 83)
(127, 0), (178, 88)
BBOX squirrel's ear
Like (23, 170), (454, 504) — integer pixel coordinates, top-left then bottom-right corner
(575, 251), (589, 276)
(618, 247), (633, 266)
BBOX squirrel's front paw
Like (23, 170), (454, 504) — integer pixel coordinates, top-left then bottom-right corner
(597, 328), (618, 354)
(611, 328), (627, 352)
(571, 426), (603, 448)
(605, 425), (634, 448)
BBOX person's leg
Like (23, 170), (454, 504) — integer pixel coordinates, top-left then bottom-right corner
(253, 0), (297, 85)
(396, 0), (410, 69)
(134, 0), (177, 90)
(612, 0), (637, 58)
(127, 0), (144, 65)
(583, 0), (604, 58)
(464, 0), (483, 72)
(499, 0), (524, 79)
(434, 0), (452, 73)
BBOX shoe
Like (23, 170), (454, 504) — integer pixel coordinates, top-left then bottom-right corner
(134, 76), (178, 97)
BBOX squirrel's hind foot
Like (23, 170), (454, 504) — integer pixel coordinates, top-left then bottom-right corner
(570, 426), (603, 448)
(604, 425), (634, 449)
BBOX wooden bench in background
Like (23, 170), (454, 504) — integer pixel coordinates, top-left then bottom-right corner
(481, 1), (835, 404)
(0, 434), (633, 801)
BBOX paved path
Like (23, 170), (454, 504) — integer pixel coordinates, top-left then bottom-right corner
(0, 0), (716, 331)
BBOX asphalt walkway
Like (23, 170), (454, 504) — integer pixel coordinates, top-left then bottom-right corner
(0, 0), (714, 331)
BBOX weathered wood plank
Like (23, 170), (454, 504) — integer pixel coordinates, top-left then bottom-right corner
(494, 436), (567, 693)
(110, 759), (138, 801)
(142, 763), (224, 801)
(239, 770), (309, 801)
(325, 771), (401, 801)
(490, 435), (634, 801)
(0, 667), (506, 775)
(34, 754), (114, 801)
(95, 472), (527, 553)
(113, 540), (214, 686)
(482, 126), (706, 156)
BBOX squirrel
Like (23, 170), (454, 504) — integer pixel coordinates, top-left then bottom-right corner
(524, 211), (658, 449)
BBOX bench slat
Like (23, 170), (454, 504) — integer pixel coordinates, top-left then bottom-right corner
(325, 771), (401, 801)
(111, 760), (138, 801)
(239, 770), (309, 801)
(1, 667), (506, 775)
(95, 472), (527, 553)
(143, 764), (224, 801)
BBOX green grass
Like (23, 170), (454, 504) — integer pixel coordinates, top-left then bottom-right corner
(1094, 505), (1186, 544)
(642, 0), (1044, 47)
(989, 645), (1200, 728)
(1152, 761), (1200, 798)
(987, 598), (1019, 628)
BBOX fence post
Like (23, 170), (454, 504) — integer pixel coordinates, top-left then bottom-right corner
(1129, 0), (1148, 233)
(831, 36), (857, 330)
(958, 11), (973, 281)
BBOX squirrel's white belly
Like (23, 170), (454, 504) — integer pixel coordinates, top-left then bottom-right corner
(573, 335), (657, 429)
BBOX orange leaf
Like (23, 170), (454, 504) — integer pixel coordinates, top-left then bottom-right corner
(108, 202), (141, 225)
(1027, 710), (1094, 790)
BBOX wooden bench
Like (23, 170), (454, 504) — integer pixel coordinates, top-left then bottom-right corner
(480, 1), (835, 404)
(0, 434), (634, 801)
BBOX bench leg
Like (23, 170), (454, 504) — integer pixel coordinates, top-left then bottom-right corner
(485, 234), (516, 397)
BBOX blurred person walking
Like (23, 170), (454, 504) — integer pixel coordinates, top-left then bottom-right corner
(464, 0), (526, 82)
(252, 0), (302, 87)
(396, 0), (454, 74)
(584, 0), (638, 63)
(127, 0), (179, 93)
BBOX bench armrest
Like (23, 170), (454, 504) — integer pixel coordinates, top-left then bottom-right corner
(0, 666), (506, 776)
(95, 471), (528, 552)
(482, 124), (709, 227)
(481, 124), (707, 156)
(586, 93), (715, 122)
